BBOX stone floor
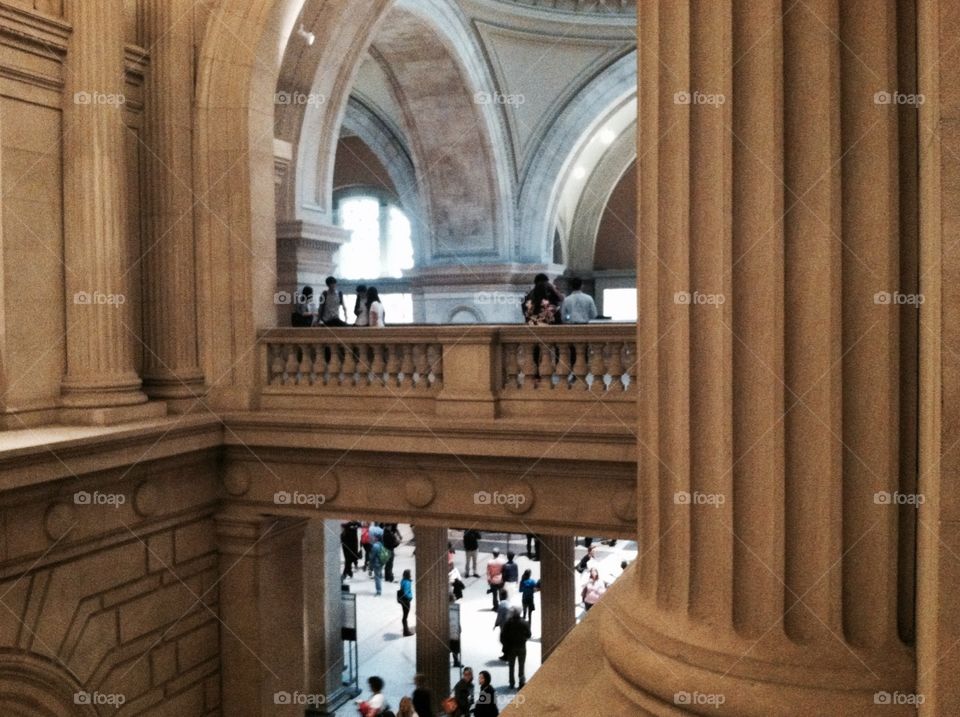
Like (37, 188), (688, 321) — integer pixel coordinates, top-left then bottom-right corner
(333, 527), (637, 715)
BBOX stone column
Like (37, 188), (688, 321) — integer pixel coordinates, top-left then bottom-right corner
(304, 519), (349, 715)
(61, 0), (159, 421)
(415, 526), (450, 712)
(538, 534), (575, 660)
(599, 1), (915, 714)
(139, 0), (205, 407)
(216, 515), (307, 716)
(275, 221), (349, 325)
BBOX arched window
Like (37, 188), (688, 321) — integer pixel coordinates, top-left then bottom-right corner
(334, 191), (414, 280)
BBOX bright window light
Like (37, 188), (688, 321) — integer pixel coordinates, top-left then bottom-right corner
(379, 293), (414, 324)
(336, 197), (380, 280)
(603, 288), (638, 321)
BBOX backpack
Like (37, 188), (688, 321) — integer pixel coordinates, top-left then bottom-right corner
(377, 543), (392, 564)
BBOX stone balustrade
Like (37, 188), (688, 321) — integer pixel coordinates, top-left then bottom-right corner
(258, 324), (637, 420)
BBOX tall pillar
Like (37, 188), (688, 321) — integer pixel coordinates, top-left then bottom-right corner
(216, 515), (307, 716)
(61, 0), (159, 420)
(538, 534), (575, 660)
(415, 526), (450, 712)
(304, 519), (350, 715)
(139, 0), (205, 406)
(600, 1), (916, 714)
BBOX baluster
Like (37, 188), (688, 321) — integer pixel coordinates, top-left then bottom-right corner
(385, 344), (401, 388)
(312, 343), (327, 385)
(298, 344), (312, 385)
(427, 344), (442, 388)
(355, 344), (369, 388)
(283, 344), (299, 386)
(503, 343), (519, 390)
(270, 344), (285, 385)
(554, 342), (571, 389)
(622, 342), (636, 392)
(519, 344), (536, 390)
(370, 345), (386, 386)
(538, 341), (555, 388)
(606, 341), (624, 391)
(341, 344), (357, 387)
(588, 342), (606, 394)
(400, 344), (415, 389)
(327, 344), (342, 386)
(413, 344), (428, 389)
(571, 342), (589, 389)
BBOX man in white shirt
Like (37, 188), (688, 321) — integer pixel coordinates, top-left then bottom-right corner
(560, 278), (598, 323)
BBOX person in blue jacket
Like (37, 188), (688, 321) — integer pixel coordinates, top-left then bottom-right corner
(399, 569), (414, 636)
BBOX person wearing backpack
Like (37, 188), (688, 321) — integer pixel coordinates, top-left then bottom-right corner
(398, 569), (413, 636)
(317, 275), (348, 327)
(383, 524), (401, 582)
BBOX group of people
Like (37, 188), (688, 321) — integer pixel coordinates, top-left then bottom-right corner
(293, 276), (386, 327)
(357, 669), (504, 717)
(522, 273), (598, 325)
(341, 521), (405, 618)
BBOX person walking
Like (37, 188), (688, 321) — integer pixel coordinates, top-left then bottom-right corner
(581, 567), (607, 611)
(500, 612), (531, 689)
(341, 521), (360, 580)
(519, 570), (540, 621)
(412, 674), (432, 717)
(486, 549), (506, 610)
(369, 523), (386, 596)
(451, 667), (475, 716)
(383, 523), (401, 582)
(463, 529), (481, 577)
(399, 569), (413, 636)
(474, 670), (500, 717)
(502, 551), (519, 588)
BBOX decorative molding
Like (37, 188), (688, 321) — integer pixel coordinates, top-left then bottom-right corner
(404, 475), (436, 507)
(492, 0), (635, 14)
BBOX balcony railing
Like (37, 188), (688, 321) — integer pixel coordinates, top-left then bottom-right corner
(258, 324), (637, 421)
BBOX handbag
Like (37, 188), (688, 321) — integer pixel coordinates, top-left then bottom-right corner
(397, 588), (405, 604)
(441, 696), (458, 715)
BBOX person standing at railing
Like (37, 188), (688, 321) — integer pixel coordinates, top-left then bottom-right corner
(521, 273), (563, 326)
(367, 286), (386, 327)
(291, 285), (318, 326)
(317, 275), (348, 327)
(559, 277), (598, 324)
(354, 284), (369, 326)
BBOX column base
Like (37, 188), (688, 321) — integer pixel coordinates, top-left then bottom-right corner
(60, 400), (167, 426)
(142, 371), (208, 411)
(598, 572), (916, 716)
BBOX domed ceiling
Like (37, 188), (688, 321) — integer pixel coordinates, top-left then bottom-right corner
(494, 0), (635, 13)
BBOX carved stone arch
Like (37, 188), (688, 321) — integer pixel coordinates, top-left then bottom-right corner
(0, 650), (98, 717)
(516, 51), (636, 263)
(447, 305), (485, 324)
(567, 121), (637, 270)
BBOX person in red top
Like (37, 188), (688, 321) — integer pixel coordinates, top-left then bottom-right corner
(361, 522), (372, 575)
(486, 549), (506, 610)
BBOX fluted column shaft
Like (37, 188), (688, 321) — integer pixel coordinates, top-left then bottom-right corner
(415, 526), (451, 713)
(139, 0), (205, 402)
(538, 534), (575, 660)
(61, 0), (147, 408)
(602, 1), (915, 714)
